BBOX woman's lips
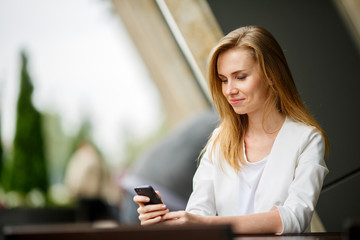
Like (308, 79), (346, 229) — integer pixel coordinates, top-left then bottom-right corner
(230, 99), (245, 105)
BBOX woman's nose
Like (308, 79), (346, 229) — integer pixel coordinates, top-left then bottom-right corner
(226, 81), (238, 95)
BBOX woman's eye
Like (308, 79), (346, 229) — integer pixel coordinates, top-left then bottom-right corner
(237, 75), (246, 80)
(219, 78), (227, 83)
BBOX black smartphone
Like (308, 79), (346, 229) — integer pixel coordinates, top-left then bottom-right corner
(134, 185), (163, 205)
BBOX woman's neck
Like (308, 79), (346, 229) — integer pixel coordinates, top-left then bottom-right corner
(246, 110), (285, 137)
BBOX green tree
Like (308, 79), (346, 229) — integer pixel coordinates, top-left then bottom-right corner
(9, 51), (48, 194)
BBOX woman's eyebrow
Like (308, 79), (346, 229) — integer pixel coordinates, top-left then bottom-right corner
(218, 69), (246, 78)
(231, 70), (246, 76)
(217, 73), (226, 79)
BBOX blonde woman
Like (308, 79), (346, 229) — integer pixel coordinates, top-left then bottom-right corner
(134, 26), (329, 234)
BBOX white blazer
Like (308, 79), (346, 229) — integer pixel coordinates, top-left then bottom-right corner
(185, 117), (329, 233)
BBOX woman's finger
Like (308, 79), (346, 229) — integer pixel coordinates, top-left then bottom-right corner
(133, 195), (150, 205)
(137, 204), (167, 214)
(161, 211), (200, 225)
(139, 209), (169, 222)
(162, 210), (184, 220)
(141, 216), (163, 226)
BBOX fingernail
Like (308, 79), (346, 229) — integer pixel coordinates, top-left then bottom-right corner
(162, 205), (166, 208)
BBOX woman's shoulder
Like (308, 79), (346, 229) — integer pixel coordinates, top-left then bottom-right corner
(200, 127), (222, 163)
(272, 117), (326, 166)
(211, 126), (221, 136)
(285, 116), (320, 134)
(206, 126), (221, 148)
(283, 116), (325, 145)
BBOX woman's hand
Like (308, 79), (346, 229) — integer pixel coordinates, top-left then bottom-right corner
(133, 190), (169, 226)
(161, 211), (204, 225)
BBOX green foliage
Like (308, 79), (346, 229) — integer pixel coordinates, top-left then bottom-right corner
(8, 51), (48, 194)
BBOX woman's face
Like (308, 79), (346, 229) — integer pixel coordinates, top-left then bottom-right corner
(217, 47), (269, 117)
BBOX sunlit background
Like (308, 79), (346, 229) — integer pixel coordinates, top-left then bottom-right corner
(0, 0), (163, 176)
(0, 0), (209, 211)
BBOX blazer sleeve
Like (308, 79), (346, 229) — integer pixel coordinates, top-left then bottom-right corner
(277, 129), (329, 233)
(185, 146), (217, 216)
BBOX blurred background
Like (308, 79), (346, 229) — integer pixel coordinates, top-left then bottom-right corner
(0, 0), (359, 234)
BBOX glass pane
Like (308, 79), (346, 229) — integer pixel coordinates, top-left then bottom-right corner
(0, 0), (163, 187)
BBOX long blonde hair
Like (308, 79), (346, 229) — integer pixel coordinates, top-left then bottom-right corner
(205, 26), (329, 171)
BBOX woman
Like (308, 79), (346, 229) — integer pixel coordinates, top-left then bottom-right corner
(134, 26), (329, 234)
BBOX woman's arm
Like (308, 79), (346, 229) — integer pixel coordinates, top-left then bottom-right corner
(275, 129), (328, 233)
(161, 208), (282, 234)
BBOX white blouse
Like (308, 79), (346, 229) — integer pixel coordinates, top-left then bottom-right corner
(237, 153), (268, 215)
(185, 116), (329, 233)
